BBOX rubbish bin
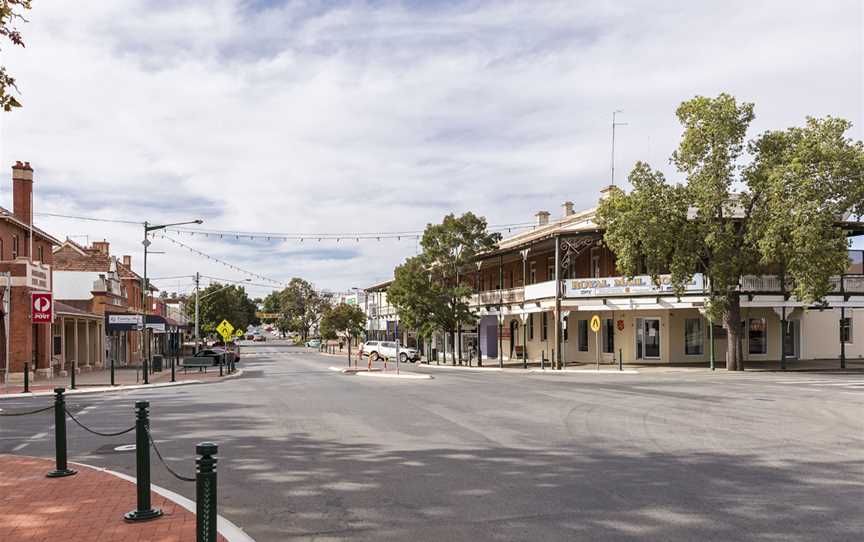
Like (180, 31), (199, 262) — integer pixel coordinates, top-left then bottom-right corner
(152, 355), (163, 372)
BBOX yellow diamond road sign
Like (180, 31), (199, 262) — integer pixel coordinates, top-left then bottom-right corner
(216, 319), (234, 340)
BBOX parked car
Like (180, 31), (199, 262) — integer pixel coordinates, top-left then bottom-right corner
(246, 334), (255, 340)
(363, 341), (419, 363)
(305, 338), (321, 348)
(253, 335), (266, 342)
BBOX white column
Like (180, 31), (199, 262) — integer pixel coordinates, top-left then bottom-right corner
(73, 319), (79, 375)
(84, 320), (91, 369)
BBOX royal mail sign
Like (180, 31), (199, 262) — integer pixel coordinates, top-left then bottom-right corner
(564, 273), (705, 298)
(31, 292), (53, 323)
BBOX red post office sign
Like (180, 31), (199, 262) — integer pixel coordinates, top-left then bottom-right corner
(32, 292), (53, 323)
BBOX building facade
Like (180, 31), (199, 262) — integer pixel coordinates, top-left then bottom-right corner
(0, 162), (62, 383)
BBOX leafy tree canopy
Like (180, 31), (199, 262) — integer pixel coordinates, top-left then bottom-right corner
(185, 283), (258, 336)
(0, 1), (30, 111)
(319, 303), (366, 341)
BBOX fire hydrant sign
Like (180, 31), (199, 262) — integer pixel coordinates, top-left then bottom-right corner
(216, 319), (234, 341)
(32, 292), (53, 323)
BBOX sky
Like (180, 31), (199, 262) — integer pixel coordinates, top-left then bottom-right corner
(0, 0), (861, 297)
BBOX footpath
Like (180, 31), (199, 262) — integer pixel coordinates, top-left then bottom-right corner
(0, 454), (228, 542)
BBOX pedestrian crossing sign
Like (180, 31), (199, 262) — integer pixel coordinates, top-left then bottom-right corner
(216, 319), (235, 341)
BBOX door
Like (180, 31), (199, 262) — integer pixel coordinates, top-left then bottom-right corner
(636, 318), (661, 360)
(782, 320), (799, 359)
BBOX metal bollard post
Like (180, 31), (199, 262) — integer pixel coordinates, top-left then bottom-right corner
(47, 388), (76, 478)
(23, 362), (29, 393)
(541, 350), (545, 371)
(125, 401), (162, 521)
(111, 358), (116, 386)
(619, 348), (623, 371)
(219, 359), (223, 377)
(171, 355), (176, 383)
(196, 442), (218, 542)
(143, 358), (149, 385)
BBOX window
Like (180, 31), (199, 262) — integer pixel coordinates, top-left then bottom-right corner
(563, 315), (569, 341)
(11, 235), (18, 259)
(591, 247), (601, 278)
(841, 317), (853, 344)
(546, 256), (554, 281)
(541, 312), (548, 341)
(685, 318), (704, 355)
(528, 314), (534, 340)
(578, 320), (589, 351)
(37, 245), (44, 263)
(529, 261), (536, 285)
(748, 318), (767, 355)
(602, 318), (614, 354)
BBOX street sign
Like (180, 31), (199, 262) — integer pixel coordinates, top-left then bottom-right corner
(590, 315), (601, 333)
(591, 314), (601, 370)
(216, 319), (235, 341)
(31, 292), (53, 324)
(235, 329), (244, 338)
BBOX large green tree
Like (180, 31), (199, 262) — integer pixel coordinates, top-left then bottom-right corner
(388, 213), (500, 364)
(597, 93), (864, 370)
(320, 302), (366, 365)
(267, 278), (331, 341)
(0, 1), (30, 111)
(185, 283), (258, 338)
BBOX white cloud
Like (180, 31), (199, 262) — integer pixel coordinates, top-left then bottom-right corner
(0, 0), (861, 292)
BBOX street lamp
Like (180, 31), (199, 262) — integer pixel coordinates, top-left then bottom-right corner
(141, 219), (203, 383)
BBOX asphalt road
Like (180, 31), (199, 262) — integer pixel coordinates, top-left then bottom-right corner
(2, 342), (863, 541)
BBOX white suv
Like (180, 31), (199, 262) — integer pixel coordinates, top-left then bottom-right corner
(363, 341), (419, 363)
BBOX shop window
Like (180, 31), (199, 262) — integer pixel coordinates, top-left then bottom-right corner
(841, 317), (853, 344)
(542, 312), (548, 341)
(528, 314), (534, 340)
(578, 320), (589, 351)
(685, 318), (704, 355)
(602, 318), (614, 353)
(748, 318), (767, 355)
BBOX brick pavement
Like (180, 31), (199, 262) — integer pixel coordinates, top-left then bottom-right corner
(0, 455), (227, 542)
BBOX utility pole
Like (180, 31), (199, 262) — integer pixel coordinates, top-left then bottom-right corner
(142, 222), (150, 384)
(194, 272), (201, 349)
(611, 110), (628, 186)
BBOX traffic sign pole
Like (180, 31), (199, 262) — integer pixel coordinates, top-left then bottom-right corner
(591, 315), (601, 371)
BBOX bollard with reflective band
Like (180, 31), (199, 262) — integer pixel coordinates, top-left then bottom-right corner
(23, 362), (29, 393)
(125, 401), (162, 521)
(47, 388), (77, 478)
(196, 442), (218, 542)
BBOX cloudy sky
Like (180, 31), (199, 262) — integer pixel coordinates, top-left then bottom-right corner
(0, 0), (861, 296)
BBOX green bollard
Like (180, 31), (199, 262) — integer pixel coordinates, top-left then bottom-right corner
(23, 362), (30, 393)
(47, 388), (77, 478)
(125, 401), (162, 521)
(196, 442), (219, 542)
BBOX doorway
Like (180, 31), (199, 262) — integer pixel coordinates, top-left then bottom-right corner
(782, 320), (799, 359)
(636, 317), (661, 360)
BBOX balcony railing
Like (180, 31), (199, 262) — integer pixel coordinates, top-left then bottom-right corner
(741, 275), (864, 294)
(469, 287), (525, 306)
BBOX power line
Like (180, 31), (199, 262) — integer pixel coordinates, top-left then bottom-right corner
(155, 234), (285, 286)
(34, 212), (143, 225)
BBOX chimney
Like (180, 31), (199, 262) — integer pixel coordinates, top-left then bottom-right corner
(599, 185), (616, 200)
(122, 255), (132, 268)
(535, 211), (550, 226)
(562, 201), (574, 217)
(12, 161), (33, 225)
(92, 240), (110, 254)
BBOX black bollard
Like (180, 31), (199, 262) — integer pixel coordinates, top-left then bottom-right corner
(47, 388), (76, 478)
(125, 401), (162, 521)
(219, 359), (223, 377)
(143, 358), (149, 385)
(196, 442), (218, 542)
(23, 362), (29, 393)
(110, 358), (116, 386)
(171, 355), (176, 383)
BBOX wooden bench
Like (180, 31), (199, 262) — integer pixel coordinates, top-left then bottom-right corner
(181, 358), (213, 373)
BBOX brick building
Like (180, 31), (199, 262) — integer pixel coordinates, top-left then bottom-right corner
(0, 162), (62, 383)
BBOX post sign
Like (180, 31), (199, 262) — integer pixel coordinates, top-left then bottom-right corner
(31, 292), (53, 323)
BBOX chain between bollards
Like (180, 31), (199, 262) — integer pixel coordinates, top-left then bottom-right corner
(125, 401), (162, 521)
(46, 388), (76, 478)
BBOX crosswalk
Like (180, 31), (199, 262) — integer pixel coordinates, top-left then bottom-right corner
(773, 376), (864, 391)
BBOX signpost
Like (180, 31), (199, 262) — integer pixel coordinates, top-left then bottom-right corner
(31, 292), (53, 324)
(590, 314), (601, 370)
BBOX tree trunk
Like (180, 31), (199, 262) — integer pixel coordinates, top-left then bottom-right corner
(456, 322), (462, 365)
(450, 330), (456, 365)
(723, 294), (744, 371)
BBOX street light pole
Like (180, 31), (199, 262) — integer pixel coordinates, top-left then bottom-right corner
(194, 272), (201, 348)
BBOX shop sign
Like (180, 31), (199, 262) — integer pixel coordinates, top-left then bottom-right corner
(146, 323), (166, 333)
(565, 273), (705, 298)
(31, 292), (53, 323)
